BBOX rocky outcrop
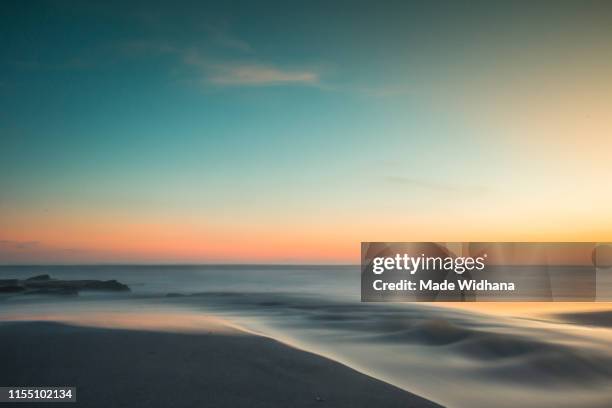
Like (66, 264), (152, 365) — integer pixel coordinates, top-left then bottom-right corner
(0, 275), (130, 296)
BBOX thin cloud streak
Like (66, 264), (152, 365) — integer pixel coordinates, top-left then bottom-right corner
(385, 176), (488, 194)
(204, 63), (318, 86)
(122, 40), (319, 87)
(0, 240), (41, 250)
(183, 50), (319, 87)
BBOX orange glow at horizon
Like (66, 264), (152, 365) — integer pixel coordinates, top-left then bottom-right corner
(2, 208), (612, 263)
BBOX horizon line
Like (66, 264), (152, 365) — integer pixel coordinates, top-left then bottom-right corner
(0, 263), (359, 267)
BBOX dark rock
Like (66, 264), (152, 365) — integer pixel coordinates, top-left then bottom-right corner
(0, 285), (25, 293)
(25, 274), (51, 281)
(0, 279), (19, 286)
(78, 280), (130, 292)
(24, 287), (79, 296)
(0, 275), (130, 296)
(24, 279), (130, 292)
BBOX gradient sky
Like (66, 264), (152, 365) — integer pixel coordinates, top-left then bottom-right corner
(1, 1), (612, 263)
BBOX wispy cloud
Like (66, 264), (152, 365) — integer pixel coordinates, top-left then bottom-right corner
(209, 64), (318, 85)
(121, 34), (320, 87)
(385, 176), (487, 194)
(0, 240), (41, 250)
(182, 51), (318, 86)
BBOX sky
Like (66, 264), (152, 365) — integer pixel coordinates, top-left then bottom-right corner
(1, 1), (612, 264)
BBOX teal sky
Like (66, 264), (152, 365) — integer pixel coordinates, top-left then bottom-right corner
(1, 1), (612, 263)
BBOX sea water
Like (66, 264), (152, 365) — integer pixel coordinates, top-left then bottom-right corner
(1, 265), (611, 408)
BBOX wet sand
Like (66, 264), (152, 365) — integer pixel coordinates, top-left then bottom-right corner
(0, 321), (441, 408)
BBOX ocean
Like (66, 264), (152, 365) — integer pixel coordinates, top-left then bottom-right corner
(1, 265), (611, 408)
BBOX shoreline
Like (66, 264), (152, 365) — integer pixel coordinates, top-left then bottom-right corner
(0, 320), (441, 408)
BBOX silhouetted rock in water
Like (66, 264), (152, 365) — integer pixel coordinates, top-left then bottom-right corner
(74, 280), (129, 291)
(24, 287), (79, 296)
(0, 279), (20, 286)
(0, 275), (130, 295)
(25, 274), (51, 281)
(0, 285), (26, 293)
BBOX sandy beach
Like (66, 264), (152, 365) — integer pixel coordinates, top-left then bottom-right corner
(0, 320), (440, 408)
